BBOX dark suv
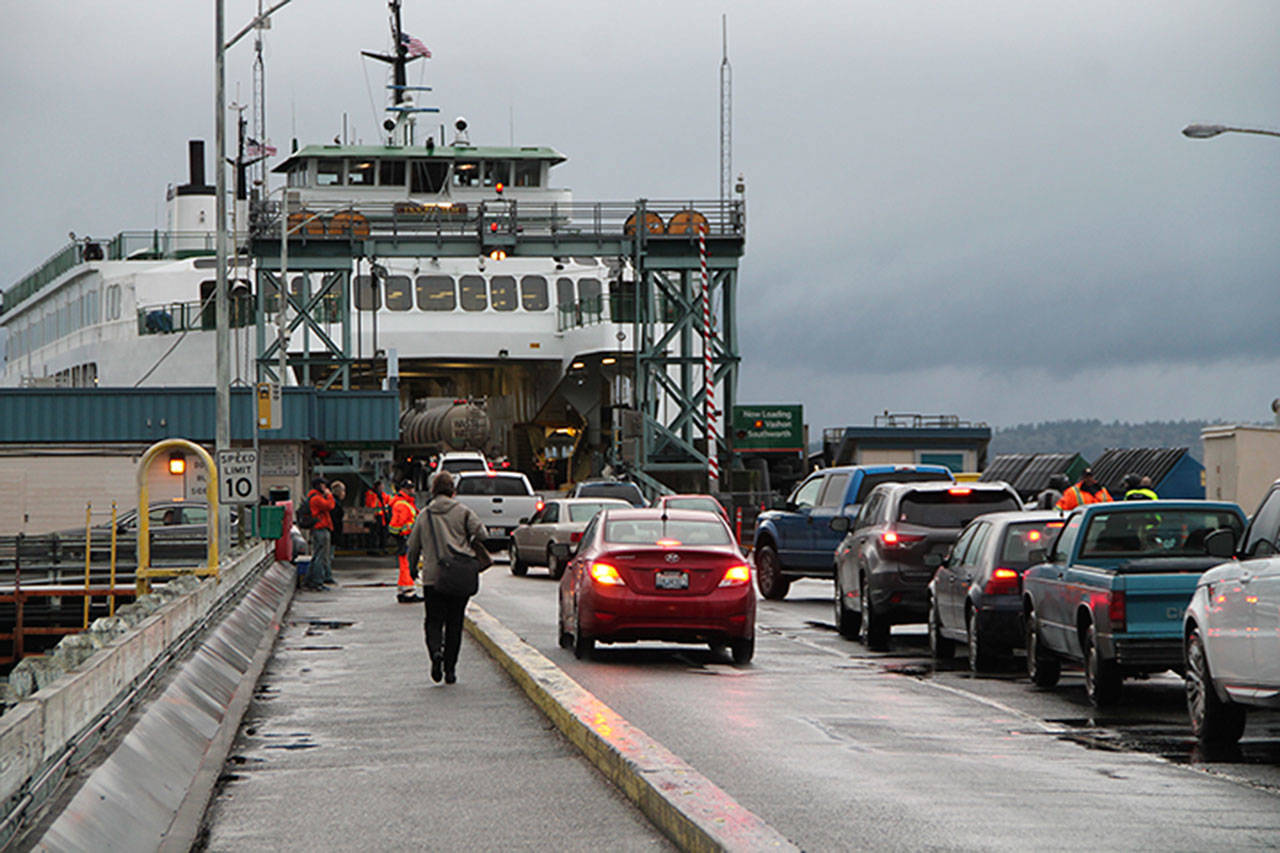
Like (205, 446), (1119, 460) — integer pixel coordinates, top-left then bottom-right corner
(568, 479), (646, 508)
(830, 481), (1021, 650)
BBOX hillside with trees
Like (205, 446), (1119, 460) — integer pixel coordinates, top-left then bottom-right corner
(988, 419), (1226, 464)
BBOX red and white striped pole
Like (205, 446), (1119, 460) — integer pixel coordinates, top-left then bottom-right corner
(699, 227), (719, 492)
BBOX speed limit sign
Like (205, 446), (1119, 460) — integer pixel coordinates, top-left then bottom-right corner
(217, 450), (260, 504)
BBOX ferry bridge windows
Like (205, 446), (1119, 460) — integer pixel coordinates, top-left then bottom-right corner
(452, 161), (480, 188)
(483, 161), (510, 189)
(412, 161), (448, 194)
(459, 275), (487, 311)
(353, 274), (381, 311)
(513, 160), (541, 188)
(106, 285), (121, 321)
(520, 276), (548, 311)
(317, 160), (343, 186)
(285, 161), (307, 188)
(556, 277), (574, 309)
(380, 160), (406, 188)
(347, 161), (375, 186)
(416, 275), (455, 311)
(490, 276), (517, 312)
(384, 275), (412, 311)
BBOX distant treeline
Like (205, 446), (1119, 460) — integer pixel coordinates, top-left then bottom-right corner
(988, 419), (1227, 464)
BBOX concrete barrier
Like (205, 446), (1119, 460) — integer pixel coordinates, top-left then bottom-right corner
(0, 544), (273, 841)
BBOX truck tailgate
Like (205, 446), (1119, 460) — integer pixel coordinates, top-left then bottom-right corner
(1116, 572), (1201, 635)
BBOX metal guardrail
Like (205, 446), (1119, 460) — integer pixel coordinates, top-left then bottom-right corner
(136, 297), (254, 336)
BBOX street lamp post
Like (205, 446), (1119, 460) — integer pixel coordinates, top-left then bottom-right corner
(1182, 123), (1280, 140)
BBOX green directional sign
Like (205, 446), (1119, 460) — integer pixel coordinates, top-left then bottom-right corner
(732, 404), (803, 452)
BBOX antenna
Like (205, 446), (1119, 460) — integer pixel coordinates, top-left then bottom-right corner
(251, 0), (268, 195)
(719, 14), (732, 204)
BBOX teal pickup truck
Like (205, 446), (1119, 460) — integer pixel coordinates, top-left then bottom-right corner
(1022, 500), (1244, 707)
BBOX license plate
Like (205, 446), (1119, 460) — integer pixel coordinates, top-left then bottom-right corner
(655, 570), (688, 590)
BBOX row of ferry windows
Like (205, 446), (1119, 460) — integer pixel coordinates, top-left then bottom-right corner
(6, 286), (119, 360)
(287, 159), (543, 192)
(348, 275), (601, 313)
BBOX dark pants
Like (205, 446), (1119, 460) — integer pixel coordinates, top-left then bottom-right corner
(423, 588), (469, 672)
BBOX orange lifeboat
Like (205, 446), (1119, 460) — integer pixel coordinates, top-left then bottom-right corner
(624, 210), (665, 236)
(327, 210), (371, 237)
(288, 210), (327, 237)
(665, 209), (708, 235)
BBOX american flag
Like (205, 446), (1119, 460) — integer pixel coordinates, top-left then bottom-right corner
(246, 138), (277, 158)
(400, 31), (431, 58)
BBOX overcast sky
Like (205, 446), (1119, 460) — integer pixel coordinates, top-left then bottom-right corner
(3, 1), (1278, 432)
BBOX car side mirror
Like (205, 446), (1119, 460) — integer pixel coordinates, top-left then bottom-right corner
(1028, 548), (1048, 565)
(1204, 528), (1236, 559)
(923, 552), (943, 569)
(549, 542), (572, 560)
(829, 516), (851, 534)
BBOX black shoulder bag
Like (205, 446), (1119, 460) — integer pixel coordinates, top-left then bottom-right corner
(425, 509), (482, 597)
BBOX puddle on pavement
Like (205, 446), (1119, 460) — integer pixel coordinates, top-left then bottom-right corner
(1046, 716), (1280, 766)
(297, 619), (354, 635)
(289, 645), (344, 651)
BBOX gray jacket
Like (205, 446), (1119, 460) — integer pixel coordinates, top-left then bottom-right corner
(405, 496), (488, 589)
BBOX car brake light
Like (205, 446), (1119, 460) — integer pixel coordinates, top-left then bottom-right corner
(984, 567), (1021, 595)
(1108, 591), (1126, 632)
(719, 564), (751, 587)
(656, 538), (682, 547)
(486, 471), (497, 477)
(590, 561), (625, 586)
(948, 488), (972, 496)
(1046, 521), (1065, 528)
(535, 499), (544, 513)
(570, 531), (583, 543)
(881, 531), (924, 548)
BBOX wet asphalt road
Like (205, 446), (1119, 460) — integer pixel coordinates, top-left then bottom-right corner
(476, 564), (1280, 851)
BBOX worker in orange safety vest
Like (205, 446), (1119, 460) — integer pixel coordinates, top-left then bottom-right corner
(1057, 468), (1113, 511)
(389, 481), (420, 603)
(363, 480), (394, 553)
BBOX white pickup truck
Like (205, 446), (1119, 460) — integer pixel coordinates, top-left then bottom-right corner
(453, 471), (542, 549)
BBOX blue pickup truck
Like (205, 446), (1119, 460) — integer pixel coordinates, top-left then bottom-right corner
(1022, 500), (1244, 707)
(752, 464), (953, 599)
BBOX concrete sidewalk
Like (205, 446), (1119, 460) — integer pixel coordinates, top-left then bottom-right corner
(198, 556), (671, 851)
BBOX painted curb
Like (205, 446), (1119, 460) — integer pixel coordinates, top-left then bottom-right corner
(465, 604), (798, 853)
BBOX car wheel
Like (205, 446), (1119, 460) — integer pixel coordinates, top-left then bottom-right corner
(929, 594), (956, 661)
(1026, 608), (1061, 687)
(1083, 623), (1123, 708)
(834, 571), (862, 639)
(966, 607), (998, 673)
(730, 636), (755, 665)
(510, 549), (528, 576)
(547, 547), (565, 580)
(860, 576), (890, 651)
(573, 612), (594, 661)
(754, 544), (790, 601)
(1185, 628), (1247, 745)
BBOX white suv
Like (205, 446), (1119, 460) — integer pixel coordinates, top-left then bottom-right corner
(435, 451), (490, 476)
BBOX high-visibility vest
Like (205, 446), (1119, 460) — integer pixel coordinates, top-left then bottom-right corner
(1124, 488), (1159, 501)
(1058, 484), (1113, 511)
(388, 493), (417, 535)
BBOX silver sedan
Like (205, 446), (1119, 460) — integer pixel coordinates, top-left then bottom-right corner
(510, 498), (632, 579)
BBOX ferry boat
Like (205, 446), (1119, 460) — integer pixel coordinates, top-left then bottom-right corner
(0, 2), (742, 487)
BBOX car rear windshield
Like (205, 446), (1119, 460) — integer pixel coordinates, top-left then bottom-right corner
(1078, 509), (1244, 559)
(578, 483), (644, 506)
(855, 470), (952, 503)
(568, 502), (619, 522)
(665, 497), (722, 515)
(456, 475), (531, 496)
(898, 490), (1020, 528)
(1001, 521), (1067, 566)
(441, 459), (487, 473)
(605, 519), (731, 546)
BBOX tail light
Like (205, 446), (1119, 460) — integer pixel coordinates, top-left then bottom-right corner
(983, 567), (1021, 595)
(948, 488), (972, 496)
(880, 530), (924, 549)
(535, 498), (545, 513)
(719, 564), (751, 587)
(590, 561), (624, 586)
(569, 531), (583, 543)
(1108, 591), (1126, 632)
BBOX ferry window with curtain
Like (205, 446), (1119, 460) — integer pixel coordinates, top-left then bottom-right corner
(385, 275), (412, 311)
(514, 160), (540, 187)
(521, 276), (548, 311)
(459, 275), (487, 311)
(380, 160), (406, 187)
(353, 274), (381, 310)
(490, 276), (517, 311)
(412, 161), (448, 193)
(556, 277), (574, 308)
(416, 275), (456, 311)
(453, 161), (480, 188)
(347, 160), (375, 186)
(483, 161), (510, 188)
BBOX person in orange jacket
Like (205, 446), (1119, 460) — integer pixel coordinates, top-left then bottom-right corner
(1057, 468), (1113, 511)
(363, 479), (394, 553)
(389, 481), (420, 602)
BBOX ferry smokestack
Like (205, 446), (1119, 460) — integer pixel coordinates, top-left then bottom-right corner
(188, 140), (206, 187)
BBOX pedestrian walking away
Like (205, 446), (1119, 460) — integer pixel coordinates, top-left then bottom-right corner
(389, 480), (420, 602)
(1035, 473), (1071, 510)
(405, 471), (490, 685)
(305, 478), (336, 591)
(1056, 467), (1113, 511)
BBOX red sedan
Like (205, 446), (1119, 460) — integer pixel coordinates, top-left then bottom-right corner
(555, 508), (756, 664)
